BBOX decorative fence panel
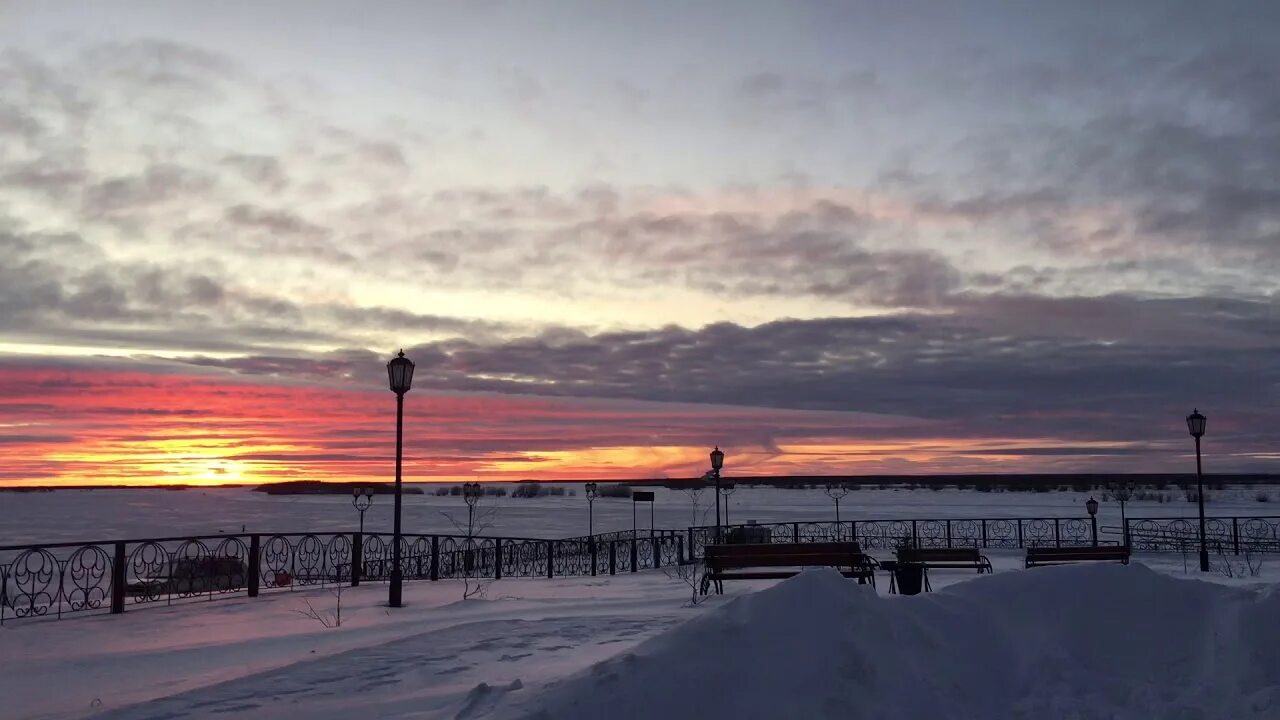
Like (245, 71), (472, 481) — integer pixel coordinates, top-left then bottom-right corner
(1125, 516), (1280, 554)
(0, 531), (685, 624)
(685, 517), (1103, 561)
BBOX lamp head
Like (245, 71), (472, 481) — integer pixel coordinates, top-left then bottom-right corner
(1186, 409), (1206, 439)
(387, 349), (415, 395)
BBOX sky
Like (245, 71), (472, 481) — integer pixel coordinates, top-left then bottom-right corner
(1, 1), (1278, 485)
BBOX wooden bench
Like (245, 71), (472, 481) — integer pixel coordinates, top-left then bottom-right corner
(1025, 545), (1130, 568)
(700, 542), (877, 595)
(897, 547), (992, 574)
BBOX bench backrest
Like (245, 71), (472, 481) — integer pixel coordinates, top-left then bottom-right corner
(1026, 546), (1129, 559)
(897, 547), (980, 563)
(706, 542), (865, 569)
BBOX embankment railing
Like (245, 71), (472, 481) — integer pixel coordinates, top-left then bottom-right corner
(0, 530), (685, 624)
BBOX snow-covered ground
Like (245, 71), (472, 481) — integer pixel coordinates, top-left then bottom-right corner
(3, 555), (1278, 720)
(5, 485), (1280, 719)
(4, 483), (1277, 545)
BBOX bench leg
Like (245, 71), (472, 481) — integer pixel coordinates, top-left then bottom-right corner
(699, 573), (710, 595)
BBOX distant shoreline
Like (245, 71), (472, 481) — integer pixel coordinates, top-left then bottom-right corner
(1, 472), (1277, 492)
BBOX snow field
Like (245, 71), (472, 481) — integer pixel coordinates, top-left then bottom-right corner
(5, 561), (1279, 719)
(503, 566), (1280, 720)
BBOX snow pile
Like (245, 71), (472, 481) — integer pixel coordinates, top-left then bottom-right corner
(497, 566), (1280, 719)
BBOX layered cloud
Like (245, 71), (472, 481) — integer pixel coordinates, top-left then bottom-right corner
(1, 4), (1277, 482)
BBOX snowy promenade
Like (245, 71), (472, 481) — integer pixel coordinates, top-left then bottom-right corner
(4, 553), (1278, 720)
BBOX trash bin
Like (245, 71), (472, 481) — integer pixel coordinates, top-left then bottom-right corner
(894, 562), (925, 596)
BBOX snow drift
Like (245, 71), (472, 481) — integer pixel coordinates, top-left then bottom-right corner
(496, 565), (1280, 719)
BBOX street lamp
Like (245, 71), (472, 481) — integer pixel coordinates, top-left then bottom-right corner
(825, 482), (851, 524)
(720, 479), (736, 526)
(585, 482), (598, 537)
(709, 446), (725, 543)
(352, 486), (374, 534)
(1187, 408), (1208, 572)
(1085, 496), (1099, 546)
(387, 349), (414, 608)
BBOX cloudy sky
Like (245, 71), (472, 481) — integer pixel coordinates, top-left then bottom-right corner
(1, 1), (1277, 485)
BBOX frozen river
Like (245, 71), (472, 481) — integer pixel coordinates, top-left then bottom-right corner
(3, 482), (1276, 546)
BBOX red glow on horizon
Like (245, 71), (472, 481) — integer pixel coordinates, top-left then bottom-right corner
(0, 366), (1156, 487)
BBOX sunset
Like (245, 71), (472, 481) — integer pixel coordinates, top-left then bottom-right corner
(3, 3), (1277, 487)
(3, 4), (1280, 718)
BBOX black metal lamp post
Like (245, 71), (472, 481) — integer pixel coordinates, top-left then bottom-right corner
(1086, 496), (1099, 546)
(720, 479), (736, 526)
(710, 446), (724, 543)
(387, 350), (414, 608)
(585, 482), (598, 537)
(352, 486), (374, 534)
(1186, 408), (1208, 572)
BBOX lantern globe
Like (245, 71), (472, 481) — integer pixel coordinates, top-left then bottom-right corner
(387, 350), (415, 395)
(1186, 409), (1206, 438)
(710, 446), (724, 471)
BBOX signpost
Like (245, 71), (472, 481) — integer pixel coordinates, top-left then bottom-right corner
(633, 491), (656, 545)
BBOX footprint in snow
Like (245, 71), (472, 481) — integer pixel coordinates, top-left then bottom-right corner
(454, 678), (524, 719)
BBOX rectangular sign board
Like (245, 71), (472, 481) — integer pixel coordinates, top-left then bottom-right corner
(632, 491), (655, 502)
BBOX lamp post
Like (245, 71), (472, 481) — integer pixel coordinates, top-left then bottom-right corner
(1186, 408), (1208, 572)
(585, 482), (598, 537)
(352, 486), (374, 534)
(386, 350), (415, 608)
(720, 479), (736, 526)
(709, 446), (724, 543)
(1085, 496), (1099, 546)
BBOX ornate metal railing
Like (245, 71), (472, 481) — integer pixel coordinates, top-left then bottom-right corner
(1124, 516), (1280, 554)
(684, 517), (1101, 560)
(0, 530), (685, 624)
(560, 529), (681, 544)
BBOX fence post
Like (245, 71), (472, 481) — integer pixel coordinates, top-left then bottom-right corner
(547, 540), (554, 579)
(1124, 518), (1131, 549)
(911, 520), (919, 547)
(430, 536), (439, 581)
(792, 522), (800, 542)
(609, 541), (617, 575)
(653, 538), (662, 569)
(1233, 517), (1240, 555)
(351, 532), (362, 587)
(1054, 519), (1061, 548)
(946, 520), (953, 549)
(590, 538), (598, 576)
(110, 542), (126, 614)
(247, 535), (260, 598)
(494, 538), (503, 580)
(687, 527), (695, 559)
(981, 519), (988, 548)
(850, 520), (857, 546)
(677, 536), (685, 565)
(1016, 520), (1024, 548)
(630, 538), (638, 572)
